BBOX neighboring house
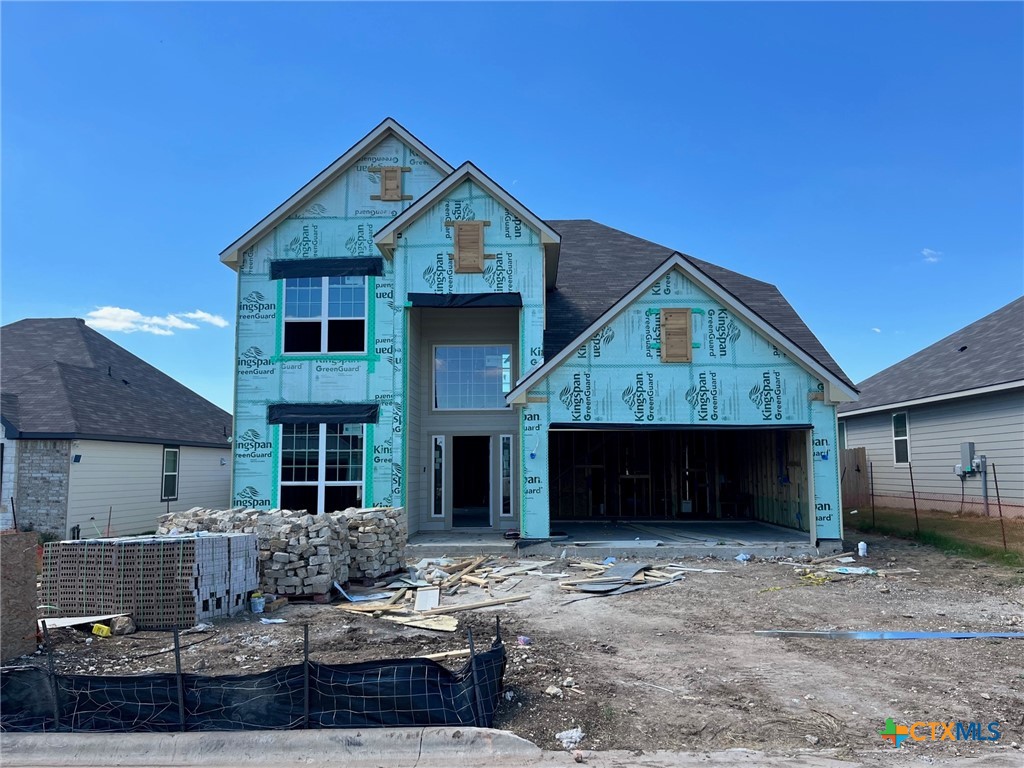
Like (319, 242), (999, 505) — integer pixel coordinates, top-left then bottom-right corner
(220, 119), (857, 546)
(0, 318), (233, 537)
(838, 297), (1024, 517)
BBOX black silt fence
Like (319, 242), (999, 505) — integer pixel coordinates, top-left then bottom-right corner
(1, 625), (506, 733)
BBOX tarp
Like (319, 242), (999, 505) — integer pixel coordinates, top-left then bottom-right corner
(408, 293), (523, 308)
(267, 404), (379, 425)
(270, 258), (383, 280)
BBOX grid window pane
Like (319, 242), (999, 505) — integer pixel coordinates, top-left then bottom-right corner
(325, 424), (363, 482)
(284, 277), (323, 319)
(328, 277), (366, 319)
(281, 423), (320, 482)
(434, 345), (512, 410)
(893, 413), (908, 438)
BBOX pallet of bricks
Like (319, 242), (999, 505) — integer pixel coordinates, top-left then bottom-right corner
(40, 533), (258, 630)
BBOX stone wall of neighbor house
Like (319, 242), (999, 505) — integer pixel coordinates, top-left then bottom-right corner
(1, 531), (39, 662)
(15, 439), (71, 537)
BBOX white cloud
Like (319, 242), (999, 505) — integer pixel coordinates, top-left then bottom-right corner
(921, 248), (942, 263)
(871, 327), (882, 333)
(180, 310), (229, 328)
(85, 306), (227, 336)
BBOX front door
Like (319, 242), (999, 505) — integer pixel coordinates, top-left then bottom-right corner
(452, 435), (491, 528)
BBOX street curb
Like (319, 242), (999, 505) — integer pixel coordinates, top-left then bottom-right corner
(0, 727), (542, 766)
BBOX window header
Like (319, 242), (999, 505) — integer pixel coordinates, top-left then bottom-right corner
(268, 403), (380, 425)
(270, 257), (383, 280)
(408, 292), (523, 309)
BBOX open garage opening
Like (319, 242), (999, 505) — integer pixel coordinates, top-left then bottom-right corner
(549, 427), (812, 532)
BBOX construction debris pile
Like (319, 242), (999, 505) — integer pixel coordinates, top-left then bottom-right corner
(157, 506), (406, 595)
(40, 533), (258, 630)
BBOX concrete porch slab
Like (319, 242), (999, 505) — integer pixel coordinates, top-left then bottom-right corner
(407, 521), (834, 559)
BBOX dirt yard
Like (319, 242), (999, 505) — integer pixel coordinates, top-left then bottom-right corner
(20, 531), (1024, 763)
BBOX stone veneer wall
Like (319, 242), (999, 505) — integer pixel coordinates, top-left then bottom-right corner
(15, 439), (71, 537)
(1, 531), (39, 661)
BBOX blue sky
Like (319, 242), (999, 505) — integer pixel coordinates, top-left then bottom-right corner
(3, 2), (1021, 412)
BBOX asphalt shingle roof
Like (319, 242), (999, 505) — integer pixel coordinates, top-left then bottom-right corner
(837, 296), (1024, 413)
(1, 318), (231, 447)
(544, 220), (855, 390)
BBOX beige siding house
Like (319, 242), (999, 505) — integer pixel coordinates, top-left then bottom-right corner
(1, 319), (232, 537)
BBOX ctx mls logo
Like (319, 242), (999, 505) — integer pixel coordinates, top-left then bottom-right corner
(235, 429), (272, 458)
(879, 718), (1001, 747)
(233, 486), (271, 508)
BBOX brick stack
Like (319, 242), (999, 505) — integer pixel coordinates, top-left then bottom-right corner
(341, 507), (408, 581)
(39, 533), (258, 630)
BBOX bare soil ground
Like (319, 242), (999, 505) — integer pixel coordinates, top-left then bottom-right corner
(19, 532), (1024, 763)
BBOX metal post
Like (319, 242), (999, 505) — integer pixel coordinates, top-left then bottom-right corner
(869, 462), (875, 528)
(41, 620), (60, 731)
(991, 463), (1008, 552)
(908, 463), (920, 534)
(173, 628), (186, 732)
(980, 455), (990, 517)
(303, 623), (310, 729)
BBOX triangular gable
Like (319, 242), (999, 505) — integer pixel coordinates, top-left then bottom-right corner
(374, 161), (562, 288)
(220, 118), (454, 269)
(506, 253), (860, 404)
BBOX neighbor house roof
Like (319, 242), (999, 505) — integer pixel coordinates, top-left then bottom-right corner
(838, 296), (1024, 416)
(542, 220), (856, 391)
(1, 318), (232, 447)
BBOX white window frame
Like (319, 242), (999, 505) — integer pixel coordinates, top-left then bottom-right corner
(837, 421), (847, 450)
(499, 434), (514, 518)
(431, 435), (445, 518)
(161, 446), (179, 502)
(432, 344), (513, 411)
(283, 276), (368, 355)
(892, 412), (910, 466)
(279, 423), (364, 514)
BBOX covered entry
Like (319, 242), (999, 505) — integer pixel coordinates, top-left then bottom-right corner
(549, 426), (811, 531)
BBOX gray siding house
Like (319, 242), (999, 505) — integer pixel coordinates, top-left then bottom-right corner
(838, 297), (1023, 517)
(1, 319), (233, 537)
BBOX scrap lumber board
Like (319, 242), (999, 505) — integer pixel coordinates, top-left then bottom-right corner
(383, 614), (458, 632)
(441, 556), (488, 587)
(420, 648), (472, 661)
(490, 560), (554, 578)
(420, 594), (529, 615)
(38, 613), (129, 630)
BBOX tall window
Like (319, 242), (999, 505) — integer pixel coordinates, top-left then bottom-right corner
(892, 412), (910, 465)
(161, 446), (179, 501)
(433, 345), (512, 410)
(284, 276), (366, 353)
(280, 423), (364, 513)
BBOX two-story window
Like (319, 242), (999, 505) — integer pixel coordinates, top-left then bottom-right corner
(283, 276), (366, 353)
(433, 345), (512, 410)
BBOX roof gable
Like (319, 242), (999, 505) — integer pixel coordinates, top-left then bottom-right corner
(509, 252), (858, 403)
(374, 162), (561, 287)
(542, 220), (855, 392)
(220, 118), (454, 269)
(1, 319), (232, 446)
(838, 296), (1024, 414)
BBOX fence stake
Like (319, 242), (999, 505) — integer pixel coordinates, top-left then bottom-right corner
(869, 462), (875, 528)
(303, 623), (310, 729)
(466, 627), (483, 728)
(41, 619), (60, 731)
(908, 463), (920, 534)
(991, 463), (1008, 552)
(173, 628), (185, 732)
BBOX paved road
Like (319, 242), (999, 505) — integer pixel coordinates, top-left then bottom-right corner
(1, 729), (1019, 767)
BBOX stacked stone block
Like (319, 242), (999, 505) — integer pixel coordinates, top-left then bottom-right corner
(158, 506), (406, 594)
(341, 507), (408, 581)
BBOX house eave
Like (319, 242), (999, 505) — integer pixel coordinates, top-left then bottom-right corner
(838, 379), (1024, 418)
